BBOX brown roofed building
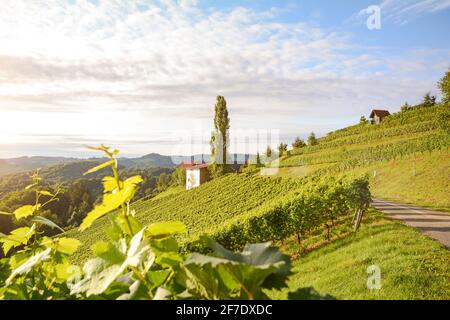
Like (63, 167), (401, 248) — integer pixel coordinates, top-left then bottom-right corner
(370, 109), (390, 125)
(180, 161), (210, 190)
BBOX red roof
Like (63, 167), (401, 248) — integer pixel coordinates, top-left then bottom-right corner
(370, 109), (390, 118)
(179, 161), (209, 170)
(185, 163), (209, 170)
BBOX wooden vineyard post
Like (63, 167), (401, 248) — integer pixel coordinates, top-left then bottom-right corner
(352, 208), (359, 224)
(354, 206), (366, 231)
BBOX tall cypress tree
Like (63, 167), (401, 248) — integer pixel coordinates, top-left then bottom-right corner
(211, 96), (230, 165)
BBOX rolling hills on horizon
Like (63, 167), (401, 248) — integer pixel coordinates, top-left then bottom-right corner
(0, 152), (258, 177)
(0, 153), (205, 177)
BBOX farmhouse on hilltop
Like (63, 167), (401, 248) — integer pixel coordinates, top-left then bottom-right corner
(370, 109), (391, 125)
(181, 161), (209, 190)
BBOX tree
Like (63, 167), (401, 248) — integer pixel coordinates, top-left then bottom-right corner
(359, 116), (369, 125)
(171, 167), (186, 187)
(307, 132), (318, 146)
(278, 143), (288, 157)
(401, 102), (412, 112)
(256, 152), (262, 167)
(157, 173), (171, 192)
(292, 137), (306, 149)
(438, 68), (450, 105)
(265, 146), (272, 158)
(211, 96), (230, 165)
(422, 92), (436, 108)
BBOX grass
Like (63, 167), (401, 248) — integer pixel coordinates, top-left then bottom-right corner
(268, 150), (450, 211)
(337, 151), (450, 211)
(268, 208), (450, 300)
(367, 151), (450, 211)
(260, 163), (328, 177)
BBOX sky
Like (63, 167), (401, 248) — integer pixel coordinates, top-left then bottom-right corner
(0, 0), (449, 158)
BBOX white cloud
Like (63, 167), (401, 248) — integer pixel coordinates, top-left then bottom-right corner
(0, 0), (447, 156)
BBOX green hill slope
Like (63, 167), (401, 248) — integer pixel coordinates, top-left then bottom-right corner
(268, 209), (450, 300)
(68, 174), (304, 262)
(276, 105), (450, 209)
(68, 105), (449, 265)
(281, 105), (448, 169)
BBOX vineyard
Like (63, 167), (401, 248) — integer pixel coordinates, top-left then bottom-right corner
(68, 172), (370, 263)
(1, 105), (448, 300)
(0, 145), (371, 300)
(280, 105), (449, 170)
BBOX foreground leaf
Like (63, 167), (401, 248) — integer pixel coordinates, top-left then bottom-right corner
(0, 227), (35, 255)
(83, 160), (115, 176)
(146, 221), (187, 239)
(103, 176), (120, 193)
(79, 191), (128, 231)
(42, 237), (81, 255)
(70, 258), (124, 297)
(13, 204), (40, 220)
(6, 248), (52, 285)
(32, 216), (65, 233)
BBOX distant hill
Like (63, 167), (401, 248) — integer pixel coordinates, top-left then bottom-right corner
(0, 153), (255, 177)
(0, 156), (78, 176)
(0, 153), (179, 177)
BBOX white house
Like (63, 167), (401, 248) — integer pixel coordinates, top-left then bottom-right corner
(182, 162), (209, 190)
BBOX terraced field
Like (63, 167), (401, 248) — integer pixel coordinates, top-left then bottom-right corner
(280, 105), (449, 170)
(275, 105), (450, 209)
(68, 174), (304, 262)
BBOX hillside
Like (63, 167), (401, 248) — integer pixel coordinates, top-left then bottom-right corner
(280, 105), (447, 169)
(269, 209), (450, 300)
(0, 153), (182, 178)
(68, 174), (305, 262)
(0, 156), (77, 176)
(275, 105), (450, 209)
(68, 105), (450, 263)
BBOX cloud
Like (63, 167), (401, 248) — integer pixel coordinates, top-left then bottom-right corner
(0, 0), (448, 156)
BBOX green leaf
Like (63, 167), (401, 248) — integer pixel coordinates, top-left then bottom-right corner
(147, 270), (171, 288)
(55, 262), (81, 282)
(91, 241), (124, 265)
(125, 228), (153, 268)
(0, 227), (35, 255)
(0, 211), (12, 216)
(32, 216), (65, 233)
(42, 237), (81, 255)
(6, 248), (52, 285)
(116, 214), (142, 236)
(146, 221), (187, 239)
(70, 258), (124, 297)
(207, 239), (292, 290)
(153, 287), (172, 300)
(116, 280), (146, 300)
(156, 252), (184, 268)
(72, 229), (153, 297)
(38, 190), (54, 197)
(9, 252), (29, 269)
(83, 159), (115, 176)
(103, 176), (119, 193)
(124, 175), (143, 187)
(152, 237), (179, 253)
(183, 240), (292, 299)
(25, 183), (37, 190)
(79, 191), (128, 231)
(13, 204), (40, 220)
